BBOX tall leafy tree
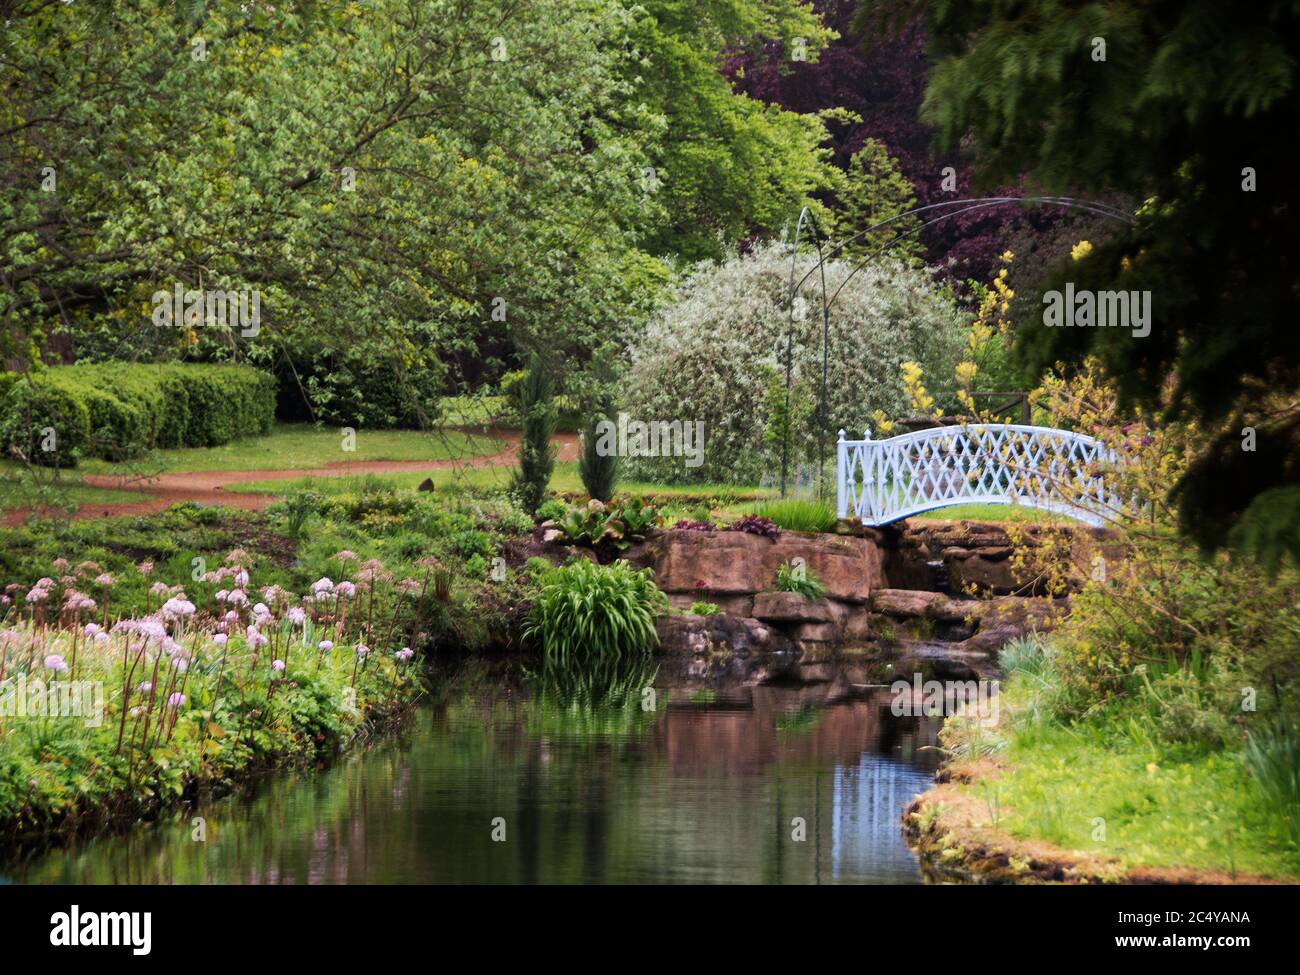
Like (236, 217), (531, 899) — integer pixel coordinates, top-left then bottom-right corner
(0, 0), (665, 418)
(626, 0), (840, 260)
(887, 0), (1300, 565)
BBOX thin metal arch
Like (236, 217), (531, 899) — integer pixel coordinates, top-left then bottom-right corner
(782, 195), (1133, 498)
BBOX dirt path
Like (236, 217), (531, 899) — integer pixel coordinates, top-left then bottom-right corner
(4, 430), (580, 525)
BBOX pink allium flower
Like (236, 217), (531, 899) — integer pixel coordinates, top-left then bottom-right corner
(356, 645), (369, 658)
(286, 607), (306, 626)
(335, 550), (358, 563)
(25, 587), (50, 604)
(311, 578), (334, 595)
(138, 619), (167, 640)
(395, 648), (414, 663)
(271, 659), (286, 673)
(44, 654), (69, 673)
(234, 569), (250, 588)
(84, 623), (102, 637)
(136, 561), (154, 576)
(162, 597), (196, 619)
(215, 589), (229, 602)
(213, 633), (228, 647)
(139, 681), (153, 693)
(95, 573), (116, 587)
(334, 581), (356, 598)
(167, 692), (185, 709)
(318, 640), (334, 652)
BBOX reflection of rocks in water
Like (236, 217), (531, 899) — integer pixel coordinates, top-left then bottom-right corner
(656, 689), (943, 776)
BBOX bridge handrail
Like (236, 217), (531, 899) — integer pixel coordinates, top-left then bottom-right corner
(836, 423), (1122, 527)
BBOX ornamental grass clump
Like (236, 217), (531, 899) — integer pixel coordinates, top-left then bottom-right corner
(748, 498), (837, 533)
(524, 559), (667, 698)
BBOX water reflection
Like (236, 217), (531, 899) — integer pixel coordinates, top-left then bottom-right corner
(10, 689), (942, 885)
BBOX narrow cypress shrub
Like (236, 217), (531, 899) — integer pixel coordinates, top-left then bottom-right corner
(510, 353), (556, 514)
(578, 358), (618, 502)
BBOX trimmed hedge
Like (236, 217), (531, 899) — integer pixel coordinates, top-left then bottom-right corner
(0, 363), (275, 465)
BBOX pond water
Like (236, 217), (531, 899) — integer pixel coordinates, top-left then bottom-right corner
(8, 687), (943, 884)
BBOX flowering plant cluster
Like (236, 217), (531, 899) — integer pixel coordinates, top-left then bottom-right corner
(0, 549), (429, 835)
(618, 241), (965, 484)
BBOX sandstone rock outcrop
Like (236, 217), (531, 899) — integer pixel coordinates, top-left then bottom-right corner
(627, 529), (882, 603)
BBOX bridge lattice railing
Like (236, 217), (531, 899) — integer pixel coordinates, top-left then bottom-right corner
(836, 424), (1123, 527)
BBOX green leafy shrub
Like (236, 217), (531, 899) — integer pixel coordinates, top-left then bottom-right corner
(542, 498), (660, 551)
(619, 240), (965, 483)
(749, 497), (837, 533)
(535, 498), (567, 523)
(0, 363), (275, 465)
(272, 350), (444, 429)
(775, 560), (825, 600)
(690, 601), (720, 616)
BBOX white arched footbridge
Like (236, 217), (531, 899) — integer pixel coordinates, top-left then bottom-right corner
(836, 424), (1121, 527)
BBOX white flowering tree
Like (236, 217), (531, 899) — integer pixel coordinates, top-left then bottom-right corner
(619, 241), (967, 484)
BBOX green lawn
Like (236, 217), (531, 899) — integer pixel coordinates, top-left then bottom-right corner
(0, 476), (145, 514)
(913, 503), (1062, 523)
(76, 423), (500, 474)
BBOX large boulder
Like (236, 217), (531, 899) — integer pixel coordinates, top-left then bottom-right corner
(752, 591), (841, 623)
(628, 529), (883, 603)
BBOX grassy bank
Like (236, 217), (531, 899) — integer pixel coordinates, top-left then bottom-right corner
(910, 638), (1300, 883)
